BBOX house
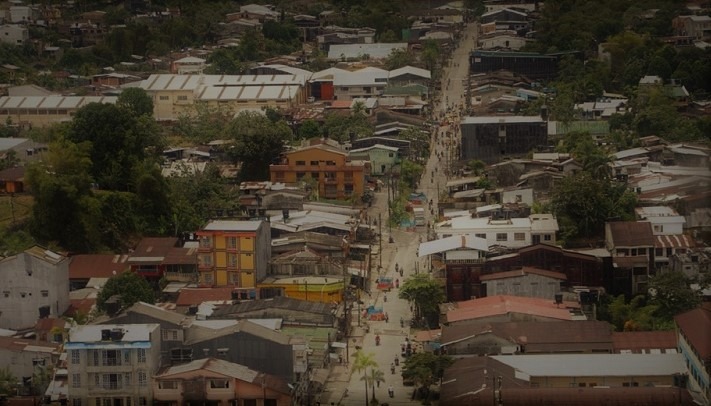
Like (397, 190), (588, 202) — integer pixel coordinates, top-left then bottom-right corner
(460, 116), (547, 163)
(434, 214), (558, 248)
(317, 26), (377, 52)
(0, 166), (25, 193)
(153, 358), (292, 406)
(271, 231), (346, 257)
(481, 267), (566, 299)
(0, 96), (118, 128)
(270, 143), (369, 200)
(140, 74), (307, 121)
(210, 296), (337, 328)
(443, 295), (586, 326)
(257, 275), (345, 303)
(406, 8), (464, 25)
(469, 50), (577, 80)
(478, 32), (529, 50)
(66, 324), (161, 405)
(327, 43), (407, 60)
(387, 65), (432, 87)
(440, 354), (694, 406)
(196, 220), (271, 289)
(635, 206), (694, 270)
(128, 237), (197, 282)
(0, 24), (29, 45)
(675, 304), (711, 406)
(419, 233), (489, 301)
(0, 336), (61, 383)
(348, 144), (399, 176)
(68, 254), (130, 291)
(605, 221), (655, 296)
(171, 56), (207, 74)
(268, 246), (345, 276)
(0, 246), (69, 330)
(90, 72), (141, 89)
(332, 67), (389, 100)
(350, 136), (411, 156)
(238, 4), (278, 22)
(673, 15), (711, 40)
(440, 320), (613, 356)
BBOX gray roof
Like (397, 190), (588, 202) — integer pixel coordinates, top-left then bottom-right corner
(203, 220), (263, 231)
(328, 43), (407, 59)
(462, 116), (544, 124)
(491, 353), (686, 377)
(211, 296), (334, 318)
(0, 137), (30, 151)
(419, 233), (488, 257)
(69, 324), (159, 343)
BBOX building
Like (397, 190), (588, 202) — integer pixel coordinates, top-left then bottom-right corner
(171, 56), (206, 74)
(673, 15), (711, 40)
(440, 320), (613, 356)
(0, 96), (118, 128)
(443, 295), (586, 326)
(387, 65), (432, 87)
(605, 221), (655, 296)
(196, 220), (271, 290)
(611, 331), (678, 354)
(460, 116), (547, 163)
(675, 305), (711, 406)
(470, 50), (576, 80)
(139, 74), (307, 121)
(128, 237), (197, 283)
(153, 358), (292, 406)
(66, 323), (161, 406)
(269, 143), (369, 200)
(0, 166), (25, 193)
(0, 24), (29, 45)
(68, 254), (130, 291)
(317, 26), (376, 52)
(434, 214), (559, 248)
(327, 43), (407, 60)
(257, 275), (345, 303)
(0, 336), (61, 383)
(210, 296), (337, 328)
(0, 246), (69, 330)
(348, 144), (399, 175)
(480, 267), (566, 299)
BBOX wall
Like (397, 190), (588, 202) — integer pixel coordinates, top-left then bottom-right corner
(483, 273), (561, 299)
(445, 333), (513, 356)
(531, 374), (675, 388)
(678, 331), (711, 405)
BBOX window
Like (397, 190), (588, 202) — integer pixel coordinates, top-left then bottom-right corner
(177, 95), (188, 101)
(388, 152), (394, 157)
(514, 233), (525, 241)
(137, 348), (147, 363)
(199, 236), (212, 248)
(496, 233), (507, 241)
(71, 350), (80, 364)
(72, 400), (82, 406)
(159, 380), (178, 389)
(311, 172), (320, 179)
(310, 160), (319, 166)
(653, 225), (663, 232)
(123, 350), (130, 364)
(226, 237), (237, 249)
(210, 379), (229, 389)
(228, 253), (238, 266)
(159, 96), (169, 101)
(102, 373), (121, 390)
(295, 160), (306, 166)
(102, 350), (120, 366)
(475, 233), (485, 239)
(655, 248), (663, 256)
(199, 254), (213, 267)
(138, 371), (147, 387)
(2, 291), (8, 298)
(543, 234), (552, 241)
(40, 290), (49, 297)
(138, 398), (147, 406)
(296, 172), (306, 181)
(71, 373), (81, 388)
(203, 272), (214, 284)
(326, 160), (336, 166)
(228, 272), (239, 284)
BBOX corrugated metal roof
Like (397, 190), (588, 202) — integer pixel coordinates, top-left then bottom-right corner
(492, 353), (686, 376)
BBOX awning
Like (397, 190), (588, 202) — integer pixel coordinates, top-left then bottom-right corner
(655, 234), (695, 249)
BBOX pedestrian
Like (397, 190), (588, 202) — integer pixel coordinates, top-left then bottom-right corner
(385, 312), (389, 323)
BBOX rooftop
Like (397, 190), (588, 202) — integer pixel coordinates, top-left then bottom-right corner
(68, 254), (129, 280)
(176, 287), (235, 306)
(445, 295), (582, 323)
(674, 305), (711, 360)
(68, 324), (159, 343)
(480, 267), (567, 282)
(462, 115), (544, 124)
(418, 233), (488, 257)
(202, 220), (263, 232)
(607, 221), (655, 247)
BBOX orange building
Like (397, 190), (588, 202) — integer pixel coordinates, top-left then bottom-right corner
(269, 143), (369, 200)
(196, 220), (271, 291)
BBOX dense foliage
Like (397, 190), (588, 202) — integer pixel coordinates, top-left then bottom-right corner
(398, 274), (446, 328)
(96, 271), (155, 312)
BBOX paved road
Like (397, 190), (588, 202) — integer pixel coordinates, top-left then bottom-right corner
(318, 21), (478, 406)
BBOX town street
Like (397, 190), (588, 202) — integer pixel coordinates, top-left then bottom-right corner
(319, 21), (478, 406)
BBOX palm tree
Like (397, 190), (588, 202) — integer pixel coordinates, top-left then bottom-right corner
(354, 351), (377, 406)
(368, 368), (385, 403)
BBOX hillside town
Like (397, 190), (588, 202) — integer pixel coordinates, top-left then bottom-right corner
(0, 0), (710, 405)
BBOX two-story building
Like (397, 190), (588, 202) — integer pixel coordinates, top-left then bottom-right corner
(347, 144), (399, 176)
(460, 115), (548, 163)
(0, 246), (69, 330)
(0, 24), (29, 45)
(635, 206), (695, 270)
(153, 358), (292, 406)
(128, 237), (197, 283)
(675, 304), (710, 406)
(0, 336), (61, 384)
(66, 324), (161, 406)
(196, 220), (271, 290)
(605, 221), (655, 296)
(270, 143), (369, 200)
(434, 214), (558, 248)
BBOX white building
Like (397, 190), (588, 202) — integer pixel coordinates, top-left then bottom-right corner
(66, 324), (161, 406)
(435, 214), (559, 248)
(0, 24), (29, 45)
(635, 206), (686, 235)
(0, 246), (69, 330)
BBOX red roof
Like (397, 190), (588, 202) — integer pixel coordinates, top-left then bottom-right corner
(675, 305), (711, 360)
(34, 317), (65, 333)
(480, 266), (567, 282)
(328, 100), (353, 109)
(65, 298), (96, 317)
(446, 295), (579, 323)
(607, 221), (654, 247)
(176, 287), (234, 306)
(611, 331), (677, 353)
(69, 254), (130, 280)
(654, 234), (695, 249)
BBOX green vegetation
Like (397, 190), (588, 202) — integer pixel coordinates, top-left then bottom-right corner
(398, 274), (446, 328)
(96, 271), (155, 312)
(354, 350), (379, 406)
(401, 352), (453, 403)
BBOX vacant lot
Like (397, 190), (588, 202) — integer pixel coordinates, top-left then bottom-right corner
(0, 194), (33, 228)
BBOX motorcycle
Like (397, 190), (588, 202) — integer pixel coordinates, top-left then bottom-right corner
(394, 357), (399, 366)
(388, 386), (394, 398)
(383, 295), (387, 303)
(400, 317), (404, 328)
(391, 364), (396, 374)
(375, 335), (381, 346)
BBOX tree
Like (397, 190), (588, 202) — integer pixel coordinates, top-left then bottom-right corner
(467, 159), (486, 176)
(648, 271), (701, 320)
(398, 274), (446, 327)
(96, 271), (155, 312)
(367, 368), (385, 403)
(354, 350), (377, 406)
(0, 366), (16, 395)
(297, 119), (321, 139)
(117, 87), (154, 118)
(399, 159), (423, 189)
(384, 48), (415, 70)
(175, 103), (234, 143)
(224, 111), (292, 180)
(401, 352), (453, 402)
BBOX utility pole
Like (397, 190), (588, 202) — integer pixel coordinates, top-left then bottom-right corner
(379, 213), (383, 268)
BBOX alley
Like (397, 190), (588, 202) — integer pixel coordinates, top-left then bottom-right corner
(318, 21), (478, 406)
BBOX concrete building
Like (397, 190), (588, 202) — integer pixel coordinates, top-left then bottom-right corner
(0, 336), (61, 383)
(443, 295), (586, 326)
(153, 358), (292, 406)
(675, 305), (711, 406)
(171, 56), (206, 74)
(605, 221), (654, 295)
(66, 323), (161, 406)
(196, 220), (271, 290)
(270, 143), (369, 200)
(0, 246), (69, 330)
(0, 96), (117, 128)
(434, 214), (559, 248)
(0, 24), (29, 45)
(460, 116), (548, 163)
(348, 144), (399, 175)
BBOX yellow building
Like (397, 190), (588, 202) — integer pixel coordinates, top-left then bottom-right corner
(269, 143), (369, 200)
(258, 275), (345, 303)
(196, 220), (271, 290)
